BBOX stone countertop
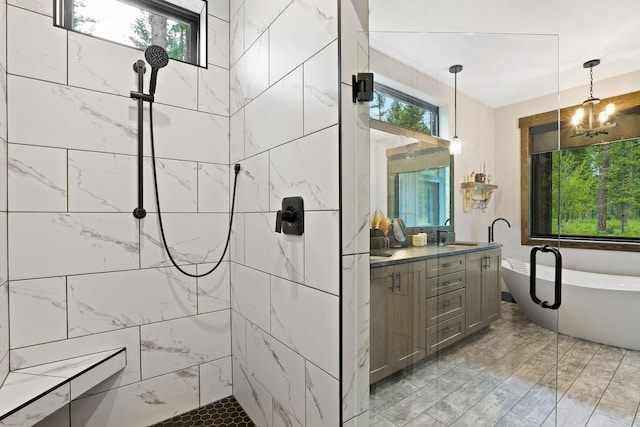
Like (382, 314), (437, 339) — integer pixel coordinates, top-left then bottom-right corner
(370, 242), (502, 268)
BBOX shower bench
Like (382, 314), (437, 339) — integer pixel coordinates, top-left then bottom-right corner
(0, 348), (126, 426)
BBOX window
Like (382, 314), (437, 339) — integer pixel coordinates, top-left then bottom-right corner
(520, 90), (640, 251)
(370, 83), (439, 136)
(54, 0), (207, 67)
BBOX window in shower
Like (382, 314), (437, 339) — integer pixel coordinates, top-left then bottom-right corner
(370, 83), (439, 136)
(54, 0), (207, 67)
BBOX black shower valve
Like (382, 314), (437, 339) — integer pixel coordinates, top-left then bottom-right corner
(275, 196), (304, 235)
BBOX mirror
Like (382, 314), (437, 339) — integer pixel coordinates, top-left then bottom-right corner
(370, 119), (453, 230)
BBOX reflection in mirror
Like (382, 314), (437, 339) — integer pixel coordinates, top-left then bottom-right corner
(370, 119), (453, 229)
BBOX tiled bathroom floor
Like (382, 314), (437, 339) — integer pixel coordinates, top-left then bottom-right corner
(370, 301), (640, 427)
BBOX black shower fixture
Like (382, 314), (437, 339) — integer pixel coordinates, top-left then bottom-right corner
(145, 45), (170, 97)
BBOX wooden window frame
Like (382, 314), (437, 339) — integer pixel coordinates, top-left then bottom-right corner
(519, 90), (640, 252)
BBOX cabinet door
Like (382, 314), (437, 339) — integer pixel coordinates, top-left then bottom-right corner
(370, 266), (394, 383)
(466, 249), (502, 335)
(389, 262), (426, 370)
(482, 251), (501, 324)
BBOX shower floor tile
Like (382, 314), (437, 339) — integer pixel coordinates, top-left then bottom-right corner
(150, 396), (255, 427)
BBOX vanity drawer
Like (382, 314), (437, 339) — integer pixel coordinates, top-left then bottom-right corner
(426, 271), (465, 298)
(426, 254), (466, 277)
(425, 314), (466, 354)
(426, 288), (465, 328)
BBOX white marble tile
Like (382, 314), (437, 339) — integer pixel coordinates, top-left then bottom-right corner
(68, 350), (126, 399)
(31, 404), (69, 427)
(231, 212), (245, 264)
(341, 254), (370, 420)
(0, 3), (5, 75)
(140, 310), (230, 379)
(8, 76), (136, 155)
(67, 150), (135, 213)
(247, 322), (305, 423)
(70, 368), (199, 427)
(0, 283), (7, 375)
(271, 276), (339, 377)
(208, 15), (230, 68)
(200, 356), (232, 405)
(273, 399), (303, 427)
(8, 144), (67, 212)
(208, 0), (229, 21)
(339, 0), (369, 85)
(230, 32), (269, 114)
(0, 72), (7, 143)
(143, 157), (198, 213)
(304, 41), (339, 134)
(306, 361), (340, 427)
(231, 310), (247, 366)
(343, 411), (369, 427)
(230, 0), (243, 17)
(0, 376), (69, 427)
(7, 0), (51, 16)
(197, 261), (230, 313)
(245, 67), (303, 157)
(142, 103), (229, 164)
(229, 4), (244, 67)
(7, 6), (67, 84)
(67, 267), (197, 338)
(9, 213), (138, 280)
(0, 213), (7, 286)
(10, 327), (141, 394)
(230, 263), (270, 332)
(230, 109), (245, 163)
(198, 163), (229, 213)
(233, 357), (273, 427)
(236, 151), (270, 213)
(244, 0), (291, 48)
(340, 85), (370, 255)
(198, 65), (230, 115)
(140, 212), (229, 268)
(305, 211), (340, 295)
(154, 59), (198, 111)
(270, 125), (339, 211)
(269, 0), (338, 83)
(9, 277), (67, 349)
(244, 212), (305, 283)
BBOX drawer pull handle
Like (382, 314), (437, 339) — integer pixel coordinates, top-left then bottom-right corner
(442, 262), (459, 268)
(442, 300), (453, 307)
(442, 279), (462, 287)
(443, 327), (454, 334)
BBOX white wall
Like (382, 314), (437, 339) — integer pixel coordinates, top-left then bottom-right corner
(5, 1), (232, 426)
(371, 49), (497, 241)
(495, 69), (640, 275)
(228, 0), (342, 426)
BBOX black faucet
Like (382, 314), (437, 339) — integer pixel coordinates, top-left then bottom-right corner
(488, 218), (511, 243)
(438, 229), (448, 246)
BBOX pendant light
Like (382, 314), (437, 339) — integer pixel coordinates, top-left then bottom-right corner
(571, 59), (617, 138)
(449, 64), (463, 155)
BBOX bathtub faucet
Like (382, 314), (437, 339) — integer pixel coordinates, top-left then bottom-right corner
(489, 217), (511, 243)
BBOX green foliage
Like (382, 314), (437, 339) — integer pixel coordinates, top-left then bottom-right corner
(72, 0), (97, 33)
(129, 12), (191, 63)
(369, 92), (431, 134)
(549, 138), (640, 238)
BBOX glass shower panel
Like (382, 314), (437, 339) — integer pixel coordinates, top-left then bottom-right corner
(368, 32), (561, 426)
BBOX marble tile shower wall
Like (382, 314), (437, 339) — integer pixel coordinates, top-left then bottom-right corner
(4, 1), (233, 426)
(0, 0), (7, 390)
(228, 0), (343, 426)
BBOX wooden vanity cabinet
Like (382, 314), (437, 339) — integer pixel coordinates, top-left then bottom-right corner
(465, 249), (501, 335)
(370, 261), (426, 383)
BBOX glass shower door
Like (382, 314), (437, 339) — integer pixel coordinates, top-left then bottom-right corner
(366, 31), (562, 426)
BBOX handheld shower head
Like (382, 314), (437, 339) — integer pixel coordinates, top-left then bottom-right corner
(145, 45), (169, 97)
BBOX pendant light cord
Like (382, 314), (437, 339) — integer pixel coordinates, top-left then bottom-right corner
(454, 71), (458, 136)
(149, 102), (240, 278)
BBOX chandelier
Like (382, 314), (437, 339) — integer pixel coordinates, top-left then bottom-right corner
(571, 59), (616, 138)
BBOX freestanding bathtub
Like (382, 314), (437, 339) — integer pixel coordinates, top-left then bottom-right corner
(502, 258), (640, 351)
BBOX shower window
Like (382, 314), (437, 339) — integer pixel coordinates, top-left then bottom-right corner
(54, 0), (207, 67)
